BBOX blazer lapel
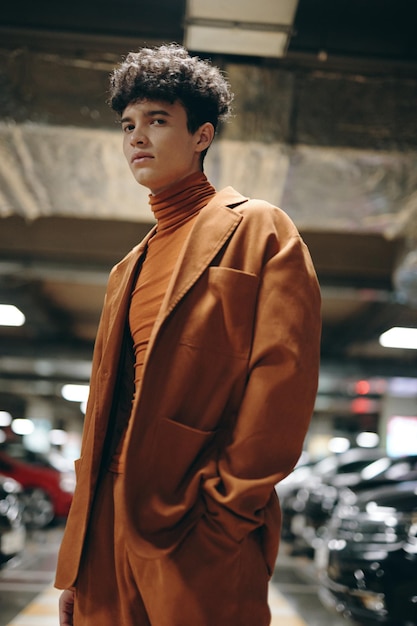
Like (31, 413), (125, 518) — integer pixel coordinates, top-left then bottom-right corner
(104, 225), (157, 352)
(90, 226), (157, 460)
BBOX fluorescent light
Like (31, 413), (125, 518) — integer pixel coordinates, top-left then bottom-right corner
(184, 0), (299, 58)
(356, 431), (380, 448)
(379, 327), (417, 350)
(186, 0), (298, 25)
(185, 25), (289, 58)
(11, 418), (35, 436)
(61, 384), (90, 402)
(0, 411), (12, 427)
(328, 437), (350, 454)
(0, 304), (25, 327)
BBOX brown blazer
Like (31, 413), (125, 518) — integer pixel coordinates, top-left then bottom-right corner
(55, 187), (321, 602)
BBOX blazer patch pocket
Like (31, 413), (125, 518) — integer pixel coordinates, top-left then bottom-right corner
(180, 267), (259, 357)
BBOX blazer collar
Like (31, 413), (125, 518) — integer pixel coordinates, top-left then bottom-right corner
(104, 225), (156, 349)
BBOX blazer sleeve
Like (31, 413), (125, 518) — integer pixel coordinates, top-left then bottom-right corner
(202, 223), (321, 543)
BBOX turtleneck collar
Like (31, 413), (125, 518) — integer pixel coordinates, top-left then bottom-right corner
(149, 171), (216, 231)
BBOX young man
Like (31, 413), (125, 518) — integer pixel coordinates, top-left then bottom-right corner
(56, 44), (321, 626)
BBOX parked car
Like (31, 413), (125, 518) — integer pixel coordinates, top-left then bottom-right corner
(317, 480), (417, 625)
(275, 457), (318, 501)
(279, 448), (384, 547)
(0, 474), (26, 566)
(0, 447), (75, 529)
(291, 454), (417, 555)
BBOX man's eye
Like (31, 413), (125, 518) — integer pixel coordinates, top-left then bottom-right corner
(151, 118), (165, 125)
(122, 124), (134, 132)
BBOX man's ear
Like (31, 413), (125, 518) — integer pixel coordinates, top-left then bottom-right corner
(195, 122), (215, 153)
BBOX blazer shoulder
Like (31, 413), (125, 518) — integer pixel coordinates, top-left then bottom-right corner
(234, 197), (301, 239)
(208, 186), (248, 211)
(214, 187), (297, 232)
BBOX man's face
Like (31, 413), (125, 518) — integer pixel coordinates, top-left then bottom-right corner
(121, 99), (209, 195)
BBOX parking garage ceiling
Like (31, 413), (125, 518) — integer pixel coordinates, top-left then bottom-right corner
(1, 0), (417, 422)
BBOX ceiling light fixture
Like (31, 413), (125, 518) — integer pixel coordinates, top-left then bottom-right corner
(0, 411), (12, 427)
(184, 0), (299, 58)
(379, 327), (417, 350)
(61, 384), (90, 403)
(328, 437), (350, 454)
(356, 431), (380, 448)
(11, 418), (35, 436)
(0, 304), (25, 327)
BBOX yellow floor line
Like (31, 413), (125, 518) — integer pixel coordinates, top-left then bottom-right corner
(269, 583), (308, 626)
(6, 583), (307, 626)
(6, 585), (60, 626)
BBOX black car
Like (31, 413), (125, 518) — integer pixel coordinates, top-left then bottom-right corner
(279, 447), (385, 547)
(317, 480), (417, 625)
(0, 474), (26, 567)
(292, 454), (417, 555)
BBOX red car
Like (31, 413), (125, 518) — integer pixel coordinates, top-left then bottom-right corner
(0, 447), (75, 529)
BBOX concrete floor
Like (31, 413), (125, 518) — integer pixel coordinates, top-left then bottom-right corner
(273, 546), (352, 626)
(0, 527), (60, 625)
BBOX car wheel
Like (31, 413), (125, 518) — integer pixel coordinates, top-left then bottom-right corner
(21, 488), (54, 529)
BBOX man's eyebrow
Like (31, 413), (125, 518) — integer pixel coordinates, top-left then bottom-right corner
(146, 109), (172, 117)
(120, 109), (172, 124)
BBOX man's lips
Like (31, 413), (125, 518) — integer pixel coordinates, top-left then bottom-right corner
(131, 152), (153, 164)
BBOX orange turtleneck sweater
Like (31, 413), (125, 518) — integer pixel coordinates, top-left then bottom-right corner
(110, 171), (216, 472)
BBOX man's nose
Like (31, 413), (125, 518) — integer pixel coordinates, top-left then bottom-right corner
(130, 127), (148, 145)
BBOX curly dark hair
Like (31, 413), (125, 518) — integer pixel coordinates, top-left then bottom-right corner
(108, 44), (233, 133)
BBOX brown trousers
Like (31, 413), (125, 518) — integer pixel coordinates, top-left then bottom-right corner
(74, 470), (271, 626)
